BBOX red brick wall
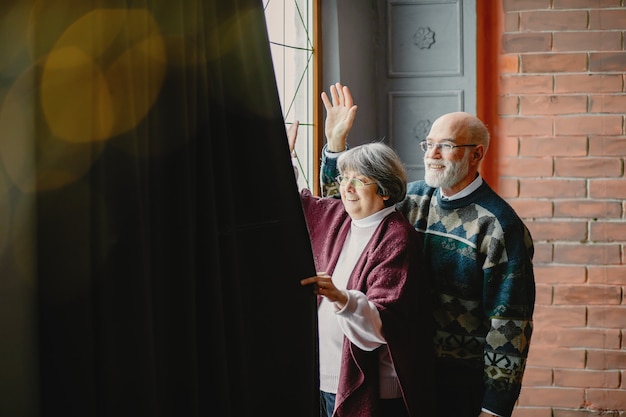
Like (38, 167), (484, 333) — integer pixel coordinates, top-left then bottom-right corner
(497, 1), (626, 415)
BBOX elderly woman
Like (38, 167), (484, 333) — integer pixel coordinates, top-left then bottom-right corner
(290, 123), (434, 417)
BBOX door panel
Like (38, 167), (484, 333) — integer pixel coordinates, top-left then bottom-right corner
(390, 90), (463, 180)
(381, 0), (476, 182)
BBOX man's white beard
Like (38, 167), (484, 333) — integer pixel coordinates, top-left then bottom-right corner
(424, 153), (470, 189)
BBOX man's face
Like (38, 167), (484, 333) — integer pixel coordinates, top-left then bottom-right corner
(424, 147), (471, 190)
(421, 113), (479, 195)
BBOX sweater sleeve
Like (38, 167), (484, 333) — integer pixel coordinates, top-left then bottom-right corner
(320, 144), (342, 197)
(335, 289), (386, 351)
(481, 224), (535, 417)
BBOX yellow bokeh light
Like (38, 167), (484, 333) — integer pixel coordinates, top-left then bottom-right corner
(41, 46), (115, 143)
(41, 8), (167, 143)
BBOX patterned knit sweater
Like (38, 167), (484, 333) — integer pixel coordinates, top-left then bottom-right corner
(321, 155), (535, 417)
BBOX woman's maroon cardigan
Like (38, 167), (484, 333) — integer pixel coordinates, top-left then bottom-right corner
(300, 189), (436, 417)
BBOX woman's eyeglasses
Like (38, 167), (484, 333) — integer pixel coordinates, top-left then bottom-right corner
(336, 175), (377, 189)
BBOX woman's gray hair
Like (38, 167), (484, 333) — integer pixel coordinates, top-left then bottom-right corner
(337, 142), (407, 207)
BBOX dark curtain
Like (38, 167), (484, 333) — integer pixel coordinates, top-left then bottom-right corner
(0, 1), (318, 416)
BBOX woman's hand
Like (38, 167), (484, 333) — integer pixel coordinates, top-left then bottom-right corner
(321, 83), (357, 152)
(301, 272), (348, 308)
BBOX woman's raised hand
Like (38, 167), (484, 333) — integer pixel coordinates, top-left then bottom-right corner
(321, 83), (357, 152)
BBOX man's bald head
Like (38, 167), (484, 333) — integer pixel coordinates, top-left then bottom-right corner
(429, 112), (490, 152)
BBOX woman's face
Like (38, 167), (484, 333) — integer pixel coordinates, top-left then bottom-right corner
(339, 170), (388, 220)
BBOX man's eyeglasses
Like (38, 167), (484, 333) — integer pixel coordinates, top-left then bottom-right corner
(336, 175), (377, 188)
(420, 141), (478, 153)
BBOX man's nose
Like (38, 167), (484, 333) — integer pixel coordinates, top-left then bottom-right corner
(427, 145), (443, 157)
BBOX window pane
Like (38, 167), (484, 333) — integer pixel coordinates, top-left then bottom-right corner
(264, 0), (313, 191)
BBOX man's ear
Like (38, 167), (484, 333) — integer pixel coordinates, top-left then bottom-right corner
(472, 145), (485, 166)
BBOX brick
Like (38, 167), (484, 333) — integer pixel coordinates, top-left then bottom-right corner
(520, 11), (588, 31)
(535, 283), (553, 305)
(532, 243), (553, 263)
(501, 116), (553, 136)
(498, 177), (520, 198)
(588, 306), (626, 329)
(521, 53), (587, 73)
(522, 366), (553, 386)
(519, 179), (586, 198)
(555, 158), (622, 178)
(504, 12), (520, 33)
(532, 305), (587, 327)
(554, 369), (620, 389)
(588, 266), (626, 285)
(503, 0), (552, 12)
(553, 409), (616, 417)
(499, 136), (520, 157)
(590, 95), (626, 113)
(553, 31), (622, 52)
(589, 136), (626, 156)
(590, 222), (626, 242)
(500, 53), (520, 74)
(590, 52), (626, 72)
(589, 179), (626, 199)
(555, 74), (623, 94)
(534, 265), (586, 284)
(534, 327), (621, 349)
(500, 75), (553, 94)
(520, 95), (587, 115)
(587, 349), (626, 370)
(498, 157), (553, 177)
(509, 199), (553, 218)
(520, 136), (587, 157)
(528, 346), (586, 369)
(555, 116), (623, 136)
(512, 406), (552, 417)
(502, 33), (551, 53)
(526, 220), (587, 241)
(499, 95), (519, 115)
(587, 389), (626, 412)
(553, 244), (622, 265)
(554, 200), (622, 219)
(553, 285), (622, 305)
(517, 386), (585, 408)
(553, 0), (621, 8)
(589, 9), (626, 30)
